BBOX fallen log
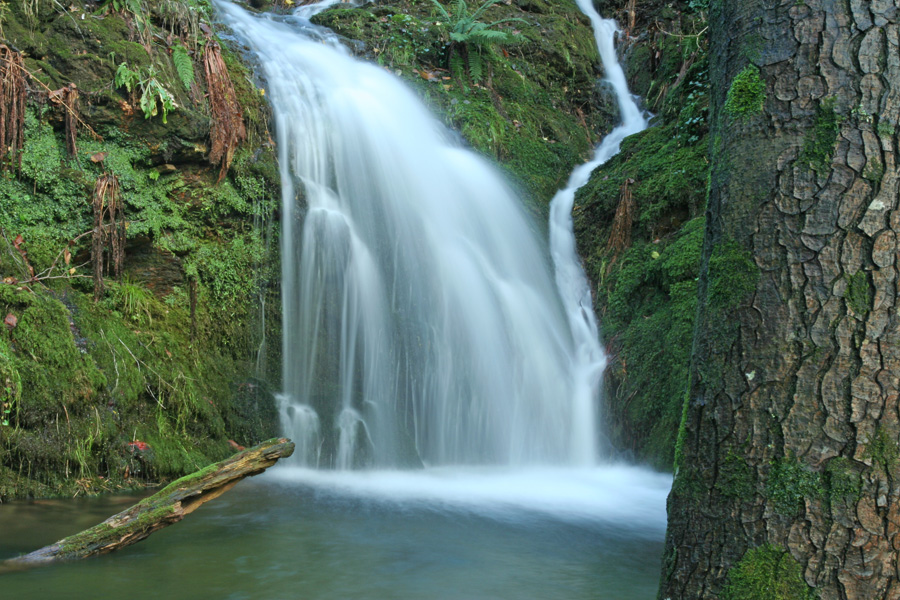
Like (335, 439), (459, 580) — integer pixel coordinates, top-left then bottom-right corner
(4, 437), (294, 568)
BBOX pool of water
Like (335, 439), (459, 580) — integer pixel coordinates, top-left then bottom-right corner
(1, 465), (670, 599)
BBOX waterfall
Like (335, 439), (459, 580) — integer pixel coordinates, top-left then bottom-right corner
(548, 3), (649, 463)
(215, 0), (643, 470)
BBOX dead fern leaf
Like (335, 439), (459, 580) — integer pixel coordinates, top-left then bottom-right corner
(203, 40), (246, 183)
(92, 173), (126, 301)
(0, 45), (26, 173)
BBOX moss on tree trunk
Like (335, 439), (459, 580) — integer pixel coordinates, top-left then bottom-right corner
(660, 1), (900, 598)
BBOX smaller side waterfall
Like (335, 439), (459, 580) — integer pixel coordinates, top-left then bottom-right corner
(548, 1), (648, 462)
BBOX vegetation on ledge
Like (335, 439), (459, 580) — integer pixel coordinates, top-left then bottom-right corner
(0, 0), (281, 501)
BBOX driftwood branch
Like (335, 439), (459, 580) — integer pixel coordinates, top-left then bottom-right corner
(3, 437), (294, 569)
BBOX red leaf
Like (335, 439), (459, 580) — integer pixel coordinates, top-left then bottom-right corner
(12, 234), (23, 249)
(4, 313), (17, 329)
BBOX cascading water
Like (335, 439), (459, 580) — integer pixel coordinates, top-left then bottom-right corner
(217, 0), (592, 469)
(549, 2), (649, 461)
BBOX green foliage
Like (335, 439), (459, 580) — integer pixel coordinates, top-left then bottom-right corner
(430, 0), (525, 82)
(724, 65), (766, 119)
(430, 0), (524, 44)
(800, 97), (841, 172)
(688, 0), (710, 12)
(115, 61), (142, 93)
(172, 44), (195, 91)
(0, 2), (9, 40)
(111, 277), (154, 325)
(0, 338), (20, 428)
(845, 270), (871, 316)
(115, 63), (178, 123)
(876, 119), (896, 138)
(0, 0), (280, 501)
(597, 218), (705, 468)
(103, 0), (142, 12)
(724, 544), (817, 600)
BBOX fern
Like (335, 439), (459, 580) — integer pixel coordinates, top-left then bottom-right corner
(449, 52), (466, 81)
(173, 44), (195, 91)
(468, 49), (483, 83)
(431, 0), (525, 82)
(115, 62), (140, 93)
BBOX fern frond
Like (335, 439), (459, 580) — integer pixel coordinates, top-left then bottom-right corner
(468, 49), (483, 82)
(428, 0), (450, 19)
(470, 0), (501, 21)
(452, 0), (467, 21)
(487, 17), (528, 28)
(173, 44), (195, 91)
(468, 29), (510, 44)
(450, 51), (466, 80)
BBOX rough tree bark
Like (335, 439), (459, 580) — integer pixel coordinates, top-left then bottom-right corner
(660, 1), (900, 599)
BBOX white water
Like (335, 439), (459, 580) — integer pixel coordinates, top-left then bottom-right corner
(218, 1), (591, 468)
(548, 1), (649, 463)
(266, 465), (670, 535)
(218, 0), (648, 472)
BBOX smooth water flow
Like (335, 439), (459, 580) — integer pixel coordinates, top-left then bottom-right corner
(548, 1), (649, 463)
(217, 1), (591, 468)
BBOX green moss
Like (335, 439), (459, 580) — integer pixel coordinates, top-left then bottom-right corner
(765, 455), (823, 516)
(845, 270), (871, 317)
(823, 457), (862, 503)
(708, 238), (759, 312)
(716, 448), (754, 498)
(672, 386), (690, 472)
(724, 66), (766, 119)
(800, 97), (842, 173)
(724, 544), (817, 600)
(864, 427), (899, 471)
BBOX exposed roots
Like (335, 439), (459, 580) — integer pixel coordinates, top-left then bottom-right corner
(203, 40), (246, 183)
(92, 174), (126, 301)
(0, 45), (26, 173)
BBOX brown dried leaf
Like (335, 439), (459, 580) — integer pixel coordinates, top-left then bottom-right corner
(90, 151), (108, 163)
(4, 313), (17, 329)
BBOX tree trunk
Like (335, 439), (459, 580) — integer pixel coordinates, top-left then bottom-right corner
(3, 438), (294, 568)
(660, 1), (900, 599)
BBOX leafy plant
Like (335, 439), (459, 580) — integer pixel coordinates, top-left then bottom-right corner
(103, 0), (142, 14)
(0, 340), (20, 428)
(430, 0), (525, 82)
(115, 62), (178, 123)
(112, 277), (154, 325)
(172, 44), (195, 91)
